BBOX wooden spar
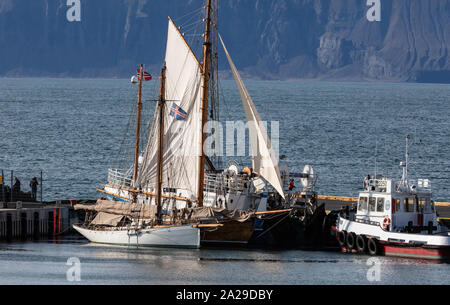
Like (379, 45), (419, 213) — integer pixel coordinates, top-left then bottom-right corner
(197, 0), (213, 207)
(254, 209), (292, 216)
(100, 185), (197, 203)
(156, 64), (167, 221)
(96, 188), (130, 201)
(132, 64), (144, 202)
(192, 223), (224, 228)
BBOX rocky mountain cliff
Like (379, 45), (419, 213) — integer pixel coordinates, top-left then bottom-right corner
(0, 0), (449, 83)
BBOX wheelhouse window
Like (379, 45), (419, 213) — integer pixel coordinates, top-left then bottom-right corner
(376, 198), (385, 212)
(396, 199), (401, 212)
(404, 198), (413, 212)
(369, 197), (376, 212)
(358, 196), (368, 212)
(419, 198), (426, 213)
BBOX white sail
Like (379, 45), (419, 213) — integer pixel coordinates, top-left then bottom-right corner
(219, 34), (285, 199)
(137, 18), (203, 198)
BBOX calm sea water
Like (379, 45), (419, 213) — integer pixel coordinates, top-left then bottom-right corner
(1, 236), (450, 285)
(0, 78), (449, 284)
(0, 78), (449, 201)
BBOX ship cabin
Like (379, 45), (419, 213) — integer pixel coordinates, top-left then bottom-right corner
(355, 176), (438, 233)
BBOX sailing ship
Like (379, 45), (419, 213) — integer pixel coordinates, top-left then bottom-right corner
(334, 135), (450, 260)
(72, 63), (202, 248)
(74, 0), (324, 248)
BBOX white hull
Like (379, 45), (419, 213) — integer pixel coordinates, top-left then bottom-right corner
(338, 217), (450, 246)
(73, 224), (200, 248)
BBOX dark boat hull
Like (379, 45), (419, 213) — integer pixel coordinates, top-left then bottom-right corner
(249, 204), (338, 249)
(200, 218), (255, 246)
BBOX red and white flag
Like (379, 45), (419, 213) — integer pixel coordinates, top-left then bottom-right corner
(137, 69), (152, 81)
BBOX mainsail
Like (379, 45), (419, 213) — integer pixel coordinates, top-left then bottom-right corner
(219, 35), (285, 199)
(137, 18), (203, 198)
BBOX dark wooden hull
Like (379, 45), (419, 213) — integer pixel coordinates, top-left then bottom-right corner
(200, 218), (255, 246)
(249, 204), (338, 249)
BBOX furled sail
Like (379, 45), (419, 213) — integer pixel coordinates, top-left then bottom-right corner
(74, 200), (158, 219)
(219, 34), (285, 199)
(137, 18), (203, 198)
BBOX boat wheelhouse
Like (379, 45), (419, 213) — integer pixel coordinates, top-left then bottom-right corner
(335, 136), (450, 260)
(355, 176), (436, 233)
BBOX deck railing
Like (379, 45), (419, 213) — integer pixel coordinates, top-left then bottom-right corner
(107, 169), (133, 187)
(395, 179), (432, 193)
(204, 172), (248, 194)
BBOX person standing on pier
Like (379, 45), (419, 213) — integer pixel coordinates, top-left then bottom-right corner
(30, 177), (39, 201)
(12, 177), (21, 193)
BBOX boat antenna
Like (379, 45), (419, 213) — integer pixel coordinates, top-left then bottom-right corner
(401, 134), (409, 184)
(374, 137), (378, 179)
(406, 134), (409, 180)
(384, 138), (389, 178)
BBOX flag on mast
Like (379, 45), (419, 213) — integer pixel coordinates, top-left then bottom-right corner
(137, 69), (152, 81)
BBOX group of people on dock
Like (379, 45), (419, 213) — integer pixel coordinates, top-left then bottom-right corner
(0, 176), (39, 203)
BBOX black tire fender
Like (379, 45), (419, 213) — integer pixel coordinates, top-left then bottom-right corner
(346, 232), (356, 250)
(337, 231), (347, 247)
(367, 237), (379, 256)
(356, 235), (367, 253)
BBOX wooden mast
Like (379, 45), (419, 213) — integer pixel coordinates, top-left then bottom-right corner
(197, 0), (212, 207)
(156, 64), (167, 221)
(132, 64), (144, 203)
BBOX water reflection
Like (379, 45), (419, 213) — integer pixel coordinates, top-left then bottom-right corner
(1, 238), (450, 284)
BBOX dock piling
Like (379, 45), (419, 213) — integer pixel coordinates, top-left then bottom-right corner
(40, 170), (43, 204)
(1, 170), (5, 208)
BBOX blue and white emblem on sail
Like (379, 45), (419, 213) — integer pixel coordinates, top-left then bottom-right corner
(170, 103), (187, 121)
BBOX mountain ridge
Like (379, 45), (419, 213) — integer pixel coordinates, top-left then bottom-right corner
(0, 0), (449, 83)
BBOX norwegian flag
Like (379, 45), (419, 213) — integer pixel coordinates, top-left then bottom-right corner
(137, 69), (152, 81)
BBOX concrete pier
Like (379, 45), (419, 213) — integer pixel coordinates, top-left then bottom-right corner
(0, 202), (72, 241)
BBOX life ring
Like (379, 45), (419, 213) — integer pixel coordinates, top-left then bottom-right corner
(382, 217), (391, 230)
